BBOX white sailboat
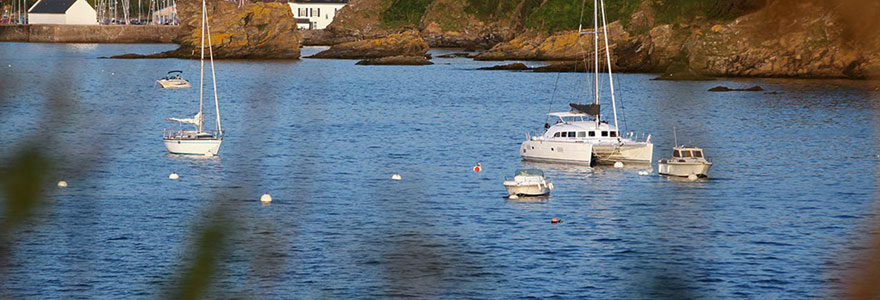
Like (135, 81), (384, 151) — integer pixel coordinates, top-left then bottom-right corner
(163, 0), (223, 156)
(520, 0), (652, 165)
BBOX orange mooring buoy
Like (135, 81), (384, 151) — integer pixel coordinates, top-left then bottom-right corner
(551, 217), (561, 224)
(473, 162), (482, 172)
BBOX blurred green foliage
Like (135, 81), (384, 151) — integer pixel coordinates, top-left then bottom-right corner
(1, 148), (49, 231)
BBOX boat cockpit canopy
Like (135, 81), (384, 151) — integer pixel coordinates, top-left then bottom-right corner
(515, 169), (545, 177)
(673, 148), (704, 158)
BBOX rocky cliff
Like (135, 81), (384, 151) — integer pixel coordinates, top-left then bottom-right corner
(113, 0), (301, 59)
(324, 0), (880, 78)
(310, 30), (429, 59)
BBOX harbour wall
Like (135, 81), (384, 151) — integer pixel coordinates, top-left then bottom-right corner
(0, 25), (178, 43)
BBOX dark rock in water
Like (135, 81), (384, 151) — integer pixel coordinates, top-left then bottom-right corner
(437, 52), (475, 58)
(356, 55), (433, 66)
(708, 85), (765, 92)
(478, 63), (530, 71)
(309, 31), (429, 59)
(532, 61), (588, 73)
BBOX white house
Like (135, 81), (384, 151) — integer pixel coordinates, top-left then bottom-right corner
(152, 5), (177, 25)
(28, 0), (97, 25)
(288, 0), (347, 30)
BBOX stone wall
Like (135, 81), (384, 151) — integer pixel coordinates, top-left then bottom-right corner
(0, 25), (178, 43)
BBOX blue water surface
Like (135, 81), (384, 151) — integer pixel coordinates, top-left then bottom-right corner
(0, 43), (878, 299)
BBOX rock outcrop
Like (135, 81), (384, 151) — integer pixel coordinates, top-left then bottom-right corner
(309, 30), (429, 59)
(356, 55), (433, 65)
(112, 0), (301, 59)
(477, 63), (530, 71)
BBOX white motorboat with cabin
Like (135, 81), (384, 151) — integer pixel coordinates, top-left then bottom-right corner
(503, 169), (554, 198)
(520, 0), (652, 166)
(163, 0), (223, 156)
(157, 70), (192, 89)
(658, 146), (713, 178)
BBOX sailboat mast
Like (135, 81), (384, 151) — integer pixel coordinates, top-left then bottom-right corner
(198, 0), (206, 132)
(204, 0), (221, 135)
(593, 0), (600, 127)
(599, 0), (619, 131)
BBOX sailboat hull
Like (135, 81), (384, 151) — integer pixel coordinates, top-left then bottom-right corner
(164, 138), (222, 155)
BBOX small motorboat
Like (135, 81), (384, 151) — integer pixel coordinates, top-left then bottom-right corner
(157, 70), (192, 89)
(658, 146), (712, 178)
(503, 169), (554, 198)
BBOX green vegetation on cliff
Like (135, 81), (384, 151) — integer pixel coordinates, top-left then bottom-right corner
(382, 0), (433, 28)
(653, 0), (766, 24)
(524, 0), (640, 32)
(375, 0), (767, 33)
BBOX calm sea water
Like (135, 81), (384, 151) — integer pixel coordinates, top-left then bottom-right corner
(1, 43), (879, 299)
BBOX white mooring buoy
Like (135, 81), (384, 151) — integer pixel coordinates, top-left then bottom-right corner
(57, 180), (68, 188)
(613, 161), (624, 168)
(169, 173), (179, 180)
(260, 194), (272, 203)
(391, 173), (402, 181)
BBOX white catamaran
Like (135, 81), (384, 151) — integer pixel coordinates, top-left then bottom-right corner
(520, 0), (652, 166)
(163, 0), (223, 156)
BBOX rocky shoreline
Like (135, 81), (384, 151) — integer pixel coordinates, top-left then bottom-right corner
(311, 0), (880, 79)
(96, 0), (880, 78)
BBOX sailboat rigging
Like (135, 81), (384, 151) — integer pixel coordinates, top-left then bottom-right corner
(163, 0), (223, 156)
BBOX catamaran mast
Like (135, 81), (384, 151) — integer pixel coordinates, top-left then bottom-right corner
(593, 0), (600, 127)
(599, 0), (619, 131)
(198, 0), (205, 132)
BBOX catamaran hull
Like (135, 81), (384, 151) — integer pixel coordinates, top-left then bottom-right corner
(592, 143), (653, 165)
(521, 140), (593, 165)
(164, 139), (222, 155)
(157, 79), (192, 89)
(658, 162), (712, 177)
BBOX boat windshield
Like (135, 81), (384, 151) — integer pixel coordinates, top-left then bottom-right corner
(515, 169), (544, 177)
(694, 150), (703, 158)
(673, 150), (680, 157)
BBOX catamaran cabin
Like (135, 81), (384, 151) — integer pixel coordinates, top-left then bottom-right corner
(542, 112), (622, 140)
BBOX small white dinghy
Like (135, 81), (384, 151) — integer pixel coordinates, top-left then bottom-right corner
(157, 70), (192, 89)
(503, 169), (554, 198)
(658, 146), (712, 178)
